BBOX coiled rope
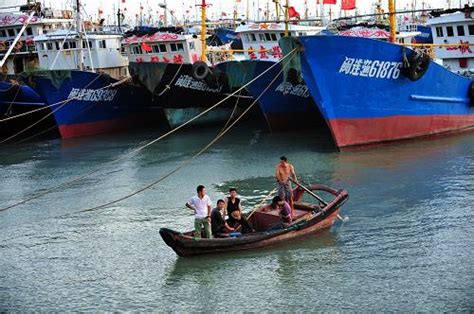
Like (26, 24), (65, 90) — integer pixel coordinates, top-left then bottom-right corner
(0, 49), (297, 212)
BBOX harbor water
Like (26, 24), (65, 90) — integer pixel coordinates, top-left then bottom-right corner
(0, 123), (473, 311)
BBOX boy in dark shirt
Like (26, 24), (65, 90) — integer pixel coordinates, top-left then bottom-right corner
(211, 199), (234, 237)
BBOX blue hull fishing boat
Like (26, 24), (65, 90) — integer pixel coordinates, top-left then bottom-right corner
(23, 70), (155, 138)
(297, 34), (474, 149)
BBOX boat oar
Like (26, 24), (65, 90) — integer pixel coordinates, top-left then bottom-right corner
(289, 178), (347, 222)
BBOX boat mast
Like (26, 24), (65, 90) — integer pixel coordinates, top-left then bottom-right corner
(200, 0), (207, 62)
(76, 0), (84, 70)
(275, 0), (280, 22)
(388, 0), (396, 43)
(284, 0), (289, 36)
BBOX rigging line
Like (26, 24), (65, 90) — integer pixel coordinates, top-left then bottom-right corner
(0, 73), (105, 144)
(0, 49), (297, 212)
(81, 55), (293, 213)
(3, 81), (21, 116)
(157, 62), (185, 97)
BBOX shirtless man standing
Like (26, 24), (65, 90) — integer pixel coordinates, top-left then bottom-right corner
(275, 156), (297, 211)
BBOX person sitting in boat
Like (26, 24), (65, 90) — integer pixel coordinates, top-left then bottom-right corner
(275, 156), (297, 213)
(263, 196), (293, 229)
(186, 185), (212, 239)
(211, 199), (235, 237)
(225, 187), (254, 233)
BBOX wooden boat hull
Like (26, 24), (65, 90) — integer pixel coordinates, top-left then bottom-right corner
(160, 185), (348, 257)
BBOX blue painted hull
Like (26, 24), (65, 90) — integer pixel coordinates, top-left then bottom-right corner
(298, 35), (474, 148)
(218, 60), (324, 130)
(24, 70), (162, 138)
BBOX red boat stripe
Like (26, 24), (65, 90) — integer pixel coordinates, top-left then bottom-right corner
(329, 114), (474, 148)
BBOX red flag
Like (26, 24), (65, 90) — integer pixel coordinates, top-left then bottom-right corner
(141, 42), (152, 53)
(341, 0), (355, 10)
(322, 0), (337, 4)
(98, 8), (103, 15)
(121, 0), (125, 3)
(288, 6), (300, 19)
(221, 12), (227, 16)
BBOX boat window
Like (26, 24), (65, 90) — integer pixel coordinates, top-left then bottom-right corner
(152, 44), (160, 53)
(189, 41), (195, 50)
(280, 32), (285, 38)
(69, 41), (77, 49)
(469, 24), (474, 35)
(99, 40), (106, 48)
(41, 43), (46, 50)
(177, 43), (184, 51)
(271, 33), (277, 41)
(16, 28), (21, 35)
(265, 33), (271, 41)
(250, 33), (256, 41)
(259, 33), (265, 41)
(0, 30), (5, 37)
(159, 44), (167, 52)
(435, 26), (443, 37)
(132, 45), (143, 54)
(55, 41), (60, 50)
(457, 25), (465, 36)
(8, 29), (15, 37)
(46, 42), (53, 50)
(245, 34), (250, 42)
(446, 26), (454, 37)
(63, 42), (69, 49)
(82, 40), (92, 48)
(26, 27), (33, 36)
(170, 43), (177, 51)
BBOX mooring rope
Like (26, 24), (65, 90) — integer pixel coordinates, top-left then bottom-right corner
(81, 54), (293, 212)
(0, 49), (297, 212)
(157, 62), (184, 97)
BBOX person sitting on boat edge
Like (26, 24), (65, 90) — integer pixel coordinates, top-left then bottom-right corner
(211, 199), (235, 237)
(186, 185), (212, 239)
(263, 196), (293, 229)
(225, 187), (255, 233)
(275, 156), (297, 213)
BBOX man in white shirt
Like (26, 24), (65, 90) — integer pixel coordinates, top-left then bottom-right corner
(185, 185), (212, 238)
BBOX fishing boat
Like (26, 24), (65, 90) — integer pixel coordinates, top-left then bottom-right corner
(160, 183), (348, 257)
(218, 20), (326, 130)
(293, 1), (474, 149)
(124, 27), (252, 128)
(2, 0), (163, 140)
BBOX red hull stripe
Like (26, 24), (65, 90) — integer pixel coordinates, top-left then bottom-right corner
(58, 114), (151, 139)
(329, 114), (474, 148)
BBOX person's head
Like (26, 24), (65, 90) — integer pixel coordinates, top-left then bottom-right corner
(271, 195), (284, 209)
(280, 156), (288, 165)
(197, 185), (206, 197)
(229, 187), (237, 198)
(216, 199), (225, 210)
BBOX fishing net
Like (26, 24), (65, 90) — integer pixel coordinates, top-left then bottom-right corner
(129, 62), (167, 94)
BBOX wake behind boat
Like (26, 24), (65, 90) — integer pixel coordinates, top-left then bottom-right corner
(160, 183), (348, 257)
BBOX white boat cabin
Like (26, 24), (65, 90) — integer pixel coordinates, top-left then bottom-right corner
(34, 30), (129, 79)
(123, 33), (202, 64)
(236, 23), (324, 61)
(427, 9), (474, 73)
(0, 10), (73, 74)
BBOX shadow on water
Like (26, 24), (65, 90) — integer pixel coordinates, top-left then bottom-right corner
(162, 229), (340, 285)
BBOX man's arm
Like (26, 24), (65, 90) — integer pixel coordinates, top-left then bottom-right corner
(291, 165), (298, 182)
(185, 200), (195, 212)
(207, 205), (212, 219)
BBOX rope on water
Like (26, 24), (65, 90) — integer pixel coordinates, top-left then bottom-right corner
(81, 53), (294, 212)
(0, 49), (297, 212)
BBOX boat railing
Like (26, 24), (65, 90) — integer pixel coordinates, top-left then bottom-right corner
(401, 42), (474, 59)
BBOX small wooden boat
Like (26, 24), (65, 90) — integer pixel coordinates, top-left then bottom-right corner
(159, 184), (349, 257)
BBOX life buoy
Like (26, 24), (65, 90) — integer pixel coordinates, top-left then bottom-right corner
(286, 68), (301, 86)
(191, 61), (210, 81)
(401, 51), (430, 82)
